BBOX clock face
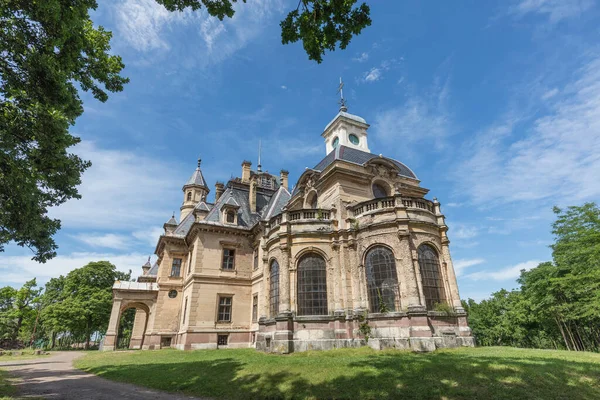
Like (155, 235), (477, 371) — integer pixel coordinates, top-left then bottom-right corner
(168, 290), (178, 298)
(349, 134), (359, 145)
(332, 137), (339, 148)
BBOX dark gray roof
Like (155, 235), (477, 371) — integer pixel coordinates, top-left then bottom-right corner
(195, 201), (213, 212)
(173, 211), (195, 237)
(203, 185), (273, 228)
(148, 262), (158, 276)
(262, 186), (291, 220)
(185, 167), (207, 188)
(165, 215), (178, 226)
(313, 145), (417, 179)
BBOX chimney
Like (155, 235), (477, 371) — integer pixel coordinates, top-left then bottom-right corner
(215, 182), (225, 202)
(280, 169), (289, 191)
(250, 180), (257, 213)
(241, 160), (252, 183)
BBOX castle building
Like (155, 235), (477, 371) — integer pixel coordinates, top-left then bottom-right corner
(104, 106), (473, 353)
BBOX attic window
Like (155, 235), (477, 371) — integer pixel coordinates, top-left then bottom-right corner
(187, 192), (192, 201)
(226, 210), (235, 223)
(332, 137), (339, 148)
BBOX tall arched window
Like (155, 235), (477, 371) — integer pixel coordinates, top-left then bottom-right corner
(365, 246), (399, 312)
(418, 244), (447, 310)
(297, 253), (328, 316)
(270, 260), (280, 317)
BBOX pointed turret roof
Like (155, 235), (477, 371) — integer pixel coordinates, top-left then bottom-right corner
(184, 158), (208, 189)
(165, 214), (178, 226)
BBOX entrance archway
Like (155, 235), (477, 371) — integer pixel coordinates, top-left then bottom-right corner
(117, 302), (150, 350)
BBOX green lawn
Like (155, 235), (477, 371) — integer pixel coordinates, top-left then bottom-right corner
(0, 369), (16, 400)
(75, 347), (600, 400)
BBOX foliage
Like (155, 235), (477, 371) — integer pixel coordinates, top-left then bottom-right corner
(432, 302), (455, 316)
(376, 288), (389, 313)
(0, 1), (128, 261)
(0, 279), (41, 345)
(466, 203), (600, 352)
(156, 0), (371, 63)
(76, 347), (600, 400)
(356, 311), (371, 343)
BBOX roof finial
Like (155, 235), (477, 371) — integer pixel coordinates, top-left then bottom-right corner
(197, 157), (201, 168)
(257, 139), (262, 172)
(337, 77), (347, 112)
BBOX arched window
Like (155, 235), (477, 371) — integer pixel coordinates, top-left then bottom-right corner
(269, 260), (280, 317)
(297, 253), (328, 316)
(187, 192), (192, 201)
(365, 246), (399, 312)
(418, 244), (447, 310)
(372, 183), (388, 198)
(226, 210), (235, 223)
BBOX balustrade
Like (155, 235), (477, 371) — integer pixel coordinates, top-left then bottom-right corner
(268, 209), (332, 229)
(352, 196), (435, 217)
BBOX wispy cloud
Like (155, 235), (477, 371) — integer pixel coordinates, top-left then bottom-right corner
(372, 74), (453, 153)
(510, 0), (594, 23)
(0, 252), (148, 286)
(465, 260), (542, 281)
(454, 258), (485, 277)
(364, 68), (381, 82)
(454, 55), (600, 206)
(353, 52), (369, 63)
(361, 58), (402, 83)
(113, 0), (285, 67)
(71, 233), (132, 250)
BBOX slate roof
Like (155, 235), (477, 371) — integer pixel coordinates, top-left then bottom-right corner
(313, 145), (417, 179)
(262, 186), (291, 220)
(203, 186), (272, 228)
(173, 211), (196, 237)
(185, 167), (208, 188)
(194, 201), (213, 212)
(148, 262), (158, 276)
(165, 215), (178, 226)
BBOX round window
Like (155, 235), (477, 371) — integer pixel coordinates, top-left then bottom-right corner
(349, 134), (359, 145)
(168, 290), (178, 298)
(332, 137), (339, 148)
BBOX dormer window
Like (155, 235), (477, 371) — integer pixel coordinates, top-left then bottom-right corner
(260, 175), (273, 189)
(187, 192), (192, 201)
(349, 134), (360, 145)
(226, 210), (235, 223)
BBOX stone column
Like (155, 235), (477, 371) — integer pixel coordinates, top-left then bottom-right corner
(331, 243), (343, 313)
(442, 242), (463, 310)
(260, 242), (269, 319)
(397, 231), (421, 307)
(103, 298), (122, 351)
(279, 244), (291, 313)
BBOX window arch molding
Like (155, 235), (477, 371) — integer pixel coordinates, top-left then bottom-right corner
(293, 246), (329, 266)
(370, 178), (393, 199)
(304, 189), (318, 209)
(363, 244), (399, 313)
(269, 259), (280, 318)
(296, 252), (328, 316)
(417, 243), (447, 310)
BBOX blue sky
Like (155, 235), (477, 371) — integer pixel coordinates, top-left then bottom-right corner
(2, 0), (600, 301)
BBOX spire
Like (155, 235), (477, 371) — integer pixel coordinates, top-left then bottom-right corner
(184, 156), (208, 189)
(337, 77), (347, 112)
(165, 213), (178, 226)
(257, 140), (262, 172)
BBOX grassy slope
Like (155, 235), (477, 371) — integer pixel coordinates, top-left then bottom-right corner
(75, 347), (600, 400)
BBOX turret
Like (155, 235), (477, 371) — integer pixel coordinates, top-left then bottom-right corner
(180, 158), (209, 221)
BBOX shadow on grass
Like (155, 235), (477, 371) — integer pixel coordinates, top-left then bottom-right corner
(79, 350), (600, 400)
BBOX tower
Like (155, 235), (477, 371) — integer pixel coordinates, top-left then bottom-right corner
(180, 158), (209, 221)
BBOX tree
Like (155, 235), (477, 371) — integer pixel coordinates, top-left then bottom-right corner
(0, 279), (41, 345)
(156, 0), (372, 63)
(40, 261), (130, 349)
(0, 1), (128, 262)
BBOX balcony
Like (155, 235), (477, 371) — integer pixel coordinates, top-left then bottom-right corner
(350, 196), (435, 218)
(267, 209), (333, 234)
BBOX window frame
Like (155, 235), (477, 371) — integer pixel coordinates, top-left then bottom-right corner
(221, 248), (235, 270)
(417, 244), (447, 310)
(170, 258), (182, 277)
(217, 295), (233, 322)
(252, 293), (258, 322)
(365, 246), (399, 313)
(297, 253), (328, 316)
(270, 260), (280, 317)
(187, 191), (192, 201)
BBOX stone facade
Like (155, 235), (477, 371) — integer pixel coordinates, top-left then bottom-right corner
(104, 109), (473, 353)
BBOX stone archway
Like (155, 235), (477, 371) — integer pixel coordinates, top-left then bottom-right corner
(103, 282), (157, 351)
(117, 302), (150, 350)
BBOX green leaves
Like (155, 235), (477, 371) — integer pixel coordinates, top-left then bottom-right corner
(1, 1), (127, 261)
(281, 0), (371, 63)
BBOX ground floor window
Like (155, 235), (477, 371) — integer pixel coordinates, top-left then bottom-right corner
(218, 296), (232, 322)
(217, 334), (228, 346)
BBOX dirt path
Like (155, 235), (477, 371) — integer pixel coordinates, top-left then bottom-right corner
(0, 352), (203, 400)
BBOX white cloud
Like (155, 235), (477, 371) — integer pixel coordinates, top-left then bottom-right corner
(511, 0), (593, 23)
(541, 88), (559, 100)
(71, 233), (132, 250)
(113, 0), (285, 66)
(465, 260), (542, 281)
(454, 258), (485, 277)
(364, 68), (381, 82)
(280, 85), (287, 90)
(132, 227), (165, 248)
(372, 76), (452, 151)
(353, 52), (369, 62)
(455, 55), (600, 206)
(49, 141), (180, 230)
(452, 225), (479, 240)
(0, 252), (148, 286)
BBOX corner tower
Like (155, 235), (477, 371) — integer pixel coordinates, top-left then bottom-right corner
(180, 158), (209, 221)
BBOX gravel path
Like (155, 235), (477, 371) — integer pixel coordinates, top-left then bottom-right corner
(0, 352), (203, 400)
